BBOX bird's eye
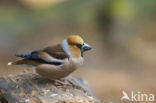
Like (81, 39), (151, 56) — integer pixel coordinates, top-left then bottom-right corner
(76, 44), (83, 49)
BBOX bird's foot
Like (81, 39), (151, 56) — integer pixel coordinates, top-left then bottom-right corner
(54, 79), (72, 87)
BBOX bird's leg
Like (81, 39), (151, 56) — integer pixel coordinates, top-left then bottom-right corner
(54, 79), (66, 85)
(54, 79), (72, 86)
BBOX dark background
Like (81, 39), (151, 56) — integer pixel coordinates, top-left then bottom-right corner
(0, 0), (156, 102)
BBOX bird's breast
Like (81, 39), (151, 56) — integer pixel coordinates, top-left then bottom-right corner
(69, 57), (84, 68)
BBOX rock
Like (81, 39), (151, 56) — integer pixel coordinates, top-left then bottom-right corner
(0, 69), (101, 103)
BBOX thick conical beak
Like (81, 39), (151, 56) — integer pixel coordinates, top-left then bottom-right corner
(81, 43), (92, 52)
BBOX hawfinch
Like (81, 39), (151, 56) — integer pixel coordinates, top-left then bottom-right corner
(8, 35), (91, 80)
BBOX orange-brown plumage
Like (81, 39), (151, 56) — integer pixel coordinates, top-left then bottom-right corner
(67, 35), (84, 45)
(67, 35), (84, 58)
(68, 45), (81, 58)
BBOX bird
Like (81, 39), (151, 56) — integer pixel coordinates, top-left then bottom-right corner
(8, 35), (91, 84)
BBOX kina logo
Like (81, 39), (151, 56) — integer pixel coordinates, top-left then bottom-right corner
(121, 91), (154, 102)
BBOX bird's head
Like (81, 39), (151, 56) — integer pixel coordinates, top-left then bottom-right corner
(66, 35), (91, 58)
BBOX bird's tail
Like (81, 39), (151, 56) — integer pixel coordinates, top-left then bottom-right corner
(8, 59), (40, 66)
(15, 54), (31, 59)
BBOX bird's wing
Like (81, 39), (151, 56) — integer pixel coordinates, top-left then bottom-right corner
(15, 44), (68, 66)
(43, 44), (68, 59)
(37, 51), (65, 64)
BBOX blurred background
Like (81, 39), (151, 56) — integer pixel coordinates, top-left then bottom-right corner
(0, 0), (156, 102)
